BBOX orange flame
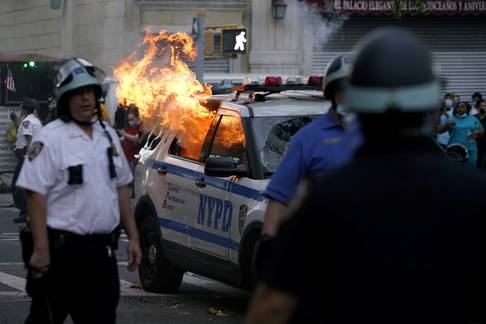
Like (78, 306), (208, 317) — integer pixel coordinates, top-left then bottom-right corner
(114, 29), (214, 159)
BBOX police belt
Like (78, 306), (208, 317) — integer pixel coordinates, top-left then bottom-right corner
(47, 227), (119, 249)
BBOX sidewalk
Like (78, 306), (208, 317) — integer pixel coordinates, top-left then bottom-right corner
(0, 193), (14, 208)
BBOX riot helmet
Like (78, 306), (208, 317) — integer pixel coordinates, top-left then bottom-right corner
(345, 28), (440, 114)
(324, 54), (352, 101)
(54, 58), (105, 122)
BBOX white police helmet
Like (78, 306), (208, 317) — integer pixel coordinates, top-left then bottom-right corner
(345, 28), (440, 113)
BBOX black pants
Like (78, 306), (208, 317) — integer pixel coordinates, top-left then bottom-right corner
(25, 231), (120, 324)
(13, 148), (26, 215)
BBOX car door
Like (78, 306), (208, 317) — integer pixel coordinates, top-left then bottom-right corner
(190, 110), (248, 261)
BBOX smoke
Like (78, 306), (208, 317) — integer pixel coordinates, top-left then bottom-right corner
(298, 0), (348, 51)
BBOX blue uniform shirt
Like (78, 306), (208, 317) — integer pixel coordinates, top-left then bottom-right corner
(264, 112), (361, 205)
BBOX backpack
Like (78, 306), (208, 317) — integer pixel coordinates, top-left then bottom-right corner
(6, 123), (17, 143)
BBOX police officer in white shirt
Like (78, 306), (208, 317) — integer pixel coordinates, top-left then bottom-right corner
(12, 98), (42, 224)
(16, 58), (142, 324)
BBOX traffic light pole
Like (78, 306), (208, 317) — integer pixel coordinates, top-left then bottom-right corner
(195, 10), (205, 83)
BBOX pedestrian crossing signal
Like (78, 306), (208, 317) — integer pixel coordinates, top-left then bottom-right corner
(222, 29), (247, 54)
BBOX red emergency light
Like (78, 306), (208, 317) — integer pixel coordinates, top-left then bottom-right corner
(264, 76), (283, 86)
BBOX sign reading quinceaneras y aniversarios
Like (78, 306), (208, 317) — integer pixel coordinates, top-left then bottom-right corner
(332, 0), (486, 14)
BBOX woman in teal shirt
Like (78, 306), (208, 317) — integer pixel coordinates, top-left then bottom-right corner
(440, 102), (484, 167)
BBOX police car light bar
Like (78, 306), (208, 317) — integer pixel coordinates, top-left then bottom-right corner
(241, 84), (322, 92)
(231, 75), (324, 103)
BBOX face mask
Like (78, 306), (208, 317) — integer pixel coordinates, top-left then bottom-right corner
(336, 105), (347, 117)
(444, 99), (453, 108)
(128, 120), (139, 127)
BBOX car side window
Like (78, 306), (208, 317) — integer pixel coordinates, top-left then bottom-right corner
(208, 115), (247, 165)
(168, 135), (206, 161)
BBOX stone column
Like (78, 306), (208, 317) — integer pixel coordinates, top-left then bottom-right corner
(249, 0), (305, 75)
(60, 0), (74, 58)
(103, 0), (126, 74)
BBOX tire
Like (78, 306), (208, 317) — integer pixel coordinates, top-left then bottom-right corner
(241, 229), (261, 290)
(138, 215), (184, 293)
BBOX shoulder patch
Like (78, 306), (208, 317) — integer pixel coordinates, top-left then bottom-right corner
(322, 136), (342, 145)
(28, 141), (44, 161)
(22, 120), (31, 129)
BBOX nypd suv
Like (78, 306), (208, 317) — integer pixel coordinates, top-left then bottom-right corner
(134, 80), (328, 293)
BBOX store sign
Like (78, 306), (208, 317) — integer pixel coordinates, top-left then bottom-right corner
(331, 0), (486, 14)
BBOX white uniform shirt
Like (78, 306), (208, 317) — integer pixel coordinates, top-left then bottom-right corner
(16, 119), (133, 235)
(15, 114), (42, 149)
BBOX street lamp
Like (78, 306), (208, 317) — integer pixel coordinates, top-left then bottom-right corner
(272, 0), (287, 19)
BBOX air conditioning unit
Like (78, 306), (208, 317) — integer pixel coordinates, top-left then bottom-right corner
(49, 0), (63, 10)
(204, 30), (222, 58)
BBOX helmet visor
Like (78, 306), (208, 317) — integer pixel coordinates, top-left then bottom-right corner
(55, 58), (105, 89)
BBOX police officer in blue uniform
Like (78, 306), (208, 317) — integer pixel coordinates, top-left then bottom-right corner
(246, 28), (486, 324)
(253, 55), (360, 323)
(17, 58), (142, 324)
(261, 54), (359, 238)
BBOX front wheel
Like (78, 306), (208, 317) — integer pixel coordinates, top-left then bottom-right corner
(138, 216), (184, 293)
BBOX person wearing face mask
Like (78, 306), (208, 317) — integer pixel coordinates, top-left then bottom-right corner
(470, 92), (482, 115)
(438, 101), (484, 167)
(474, 100), (486, 168)
(443, 93), (454, 115)
(255, 55), (362, 323)
(120, 107), (142, 173)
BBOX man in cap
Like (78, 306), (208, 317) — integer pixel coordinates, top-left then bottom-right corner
(17, 58), (142, 323)
(12, 97), (42, 223)
(246, 28), (486, 324)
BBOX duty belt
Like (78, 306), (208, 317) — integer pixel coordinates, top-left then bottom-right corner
(47, 227), (119, 250)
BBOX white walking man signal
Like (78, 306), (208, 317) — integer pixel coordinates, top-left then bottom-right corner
(234, 31), (247, 51)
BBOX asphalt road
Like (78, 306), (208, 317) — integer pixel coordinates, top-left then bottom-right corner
(0, 205), (249, 324)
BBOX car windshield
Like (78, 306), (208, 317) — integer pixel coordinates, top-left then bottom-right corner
(251, 115), (321, 176)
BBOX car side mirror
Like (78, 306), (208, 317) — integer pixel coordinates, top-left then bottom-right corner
(204, 156), (249, 178)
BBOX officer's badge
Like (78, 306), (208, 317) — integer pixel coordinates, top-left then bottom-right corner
(28, 141), (44, 161)
(111, 144), (119, 156)
(22, 120), (30, 129)
(322, 136), (342, 144)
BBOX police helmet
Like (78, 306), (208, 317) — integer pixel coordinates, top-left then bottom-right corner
(345, 28), (440, 113)
(324, 54), (352, 101)
(21, 97), (39, 114)
(54, 58), (105, 120)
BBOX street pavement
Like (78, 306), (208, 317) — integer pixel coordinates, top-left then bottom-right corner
(0, 195), (249, 323)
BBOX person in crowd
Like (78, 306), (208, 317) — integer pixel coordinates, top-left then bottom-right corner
(16, 58), (141, 323)
(246, 27), (486, 324)
(443, 92), (454, 110)
(471, 92), (482, 115)
(120, 107), (142, 172)
(474, 100), (486, 168)
(435, 101), (450, 150)
(114, 100), (128, 130)
(438, 101), (484, 167)
(12, 98), (42, 224)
